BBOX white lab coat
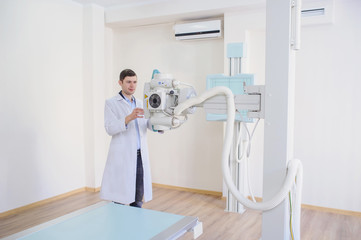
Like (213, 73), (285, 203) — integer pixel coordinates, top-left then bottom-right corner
(100, 94), (153, 204)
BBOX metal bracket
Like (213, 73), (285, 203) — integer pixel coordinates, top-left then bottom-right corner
(243, 85), (265, 119)
(191, 221), (203, 239)
(202, 85), (265, 120)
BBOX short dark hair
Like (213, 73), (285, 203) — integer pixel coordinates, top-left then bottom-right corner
(119, 69), (136, 81)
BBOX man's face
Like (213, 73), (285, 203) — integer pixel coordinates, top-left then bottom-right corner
(119, 76), (137, 96)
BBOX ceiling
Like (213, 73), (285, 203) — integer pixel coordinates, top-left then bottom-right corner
(72, 0), (269, 28)
(72, 0), (170, 8)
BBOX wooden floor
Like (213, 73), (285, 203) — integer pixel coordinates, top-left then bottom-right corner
(1, 187), (361, 239)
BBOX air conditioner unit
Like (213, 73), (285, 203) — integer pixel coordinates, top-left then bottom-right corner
(174, 20), (222, 40)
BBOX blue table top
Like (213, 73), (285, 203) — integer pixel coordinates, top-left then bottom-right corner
(17, 202), (190, 240)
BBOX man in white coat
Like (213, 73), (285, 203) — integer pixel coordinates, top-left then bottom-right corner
(100, 69), (153, 208)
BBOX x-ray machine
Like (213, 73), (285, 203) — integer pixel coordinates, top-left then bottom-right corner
(143, 0), (303, 239)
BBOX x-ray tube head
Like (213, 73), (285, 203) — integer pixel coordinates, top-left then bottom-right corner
(149, 94), (162, 109)
(143, 70), (197, 131)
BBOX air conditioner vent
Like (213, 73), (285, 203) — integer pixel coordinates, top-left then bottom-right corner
(301, 8), (325, 17)
(174, 20), (222, 40)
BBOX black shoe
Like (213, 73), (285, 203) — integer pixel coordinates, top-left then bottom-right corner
(129, 201), (142, 208)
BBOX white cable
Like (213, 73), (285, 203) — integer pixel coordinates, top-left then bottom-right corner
(235, 123), (256, 202)
(235, 119), (260, 202)
(171, 115), (188, 129)
(235, 122), (248, 163)
(235, 118), (259, 163)
(247, 118), (260, 157)
(174, 86), (303, 212)
(246, 157), (257, 202)
(293, 161), (303, 239)
(173, 80), (194, 88)
(179, 81), (194, 88)
(244, 119), (260, 203)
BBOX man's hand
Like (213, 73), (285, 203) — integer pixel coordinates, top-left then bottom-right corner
(125, 108), (144, 125)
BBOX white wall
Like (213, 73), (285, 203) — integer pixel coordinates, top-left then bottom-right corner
(112, 23), (225, 192)
(0, 0), (85, 212)
(82, 4), (109, 189)
(225, 0), (361, 212)
(295, 0), (361, 212)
